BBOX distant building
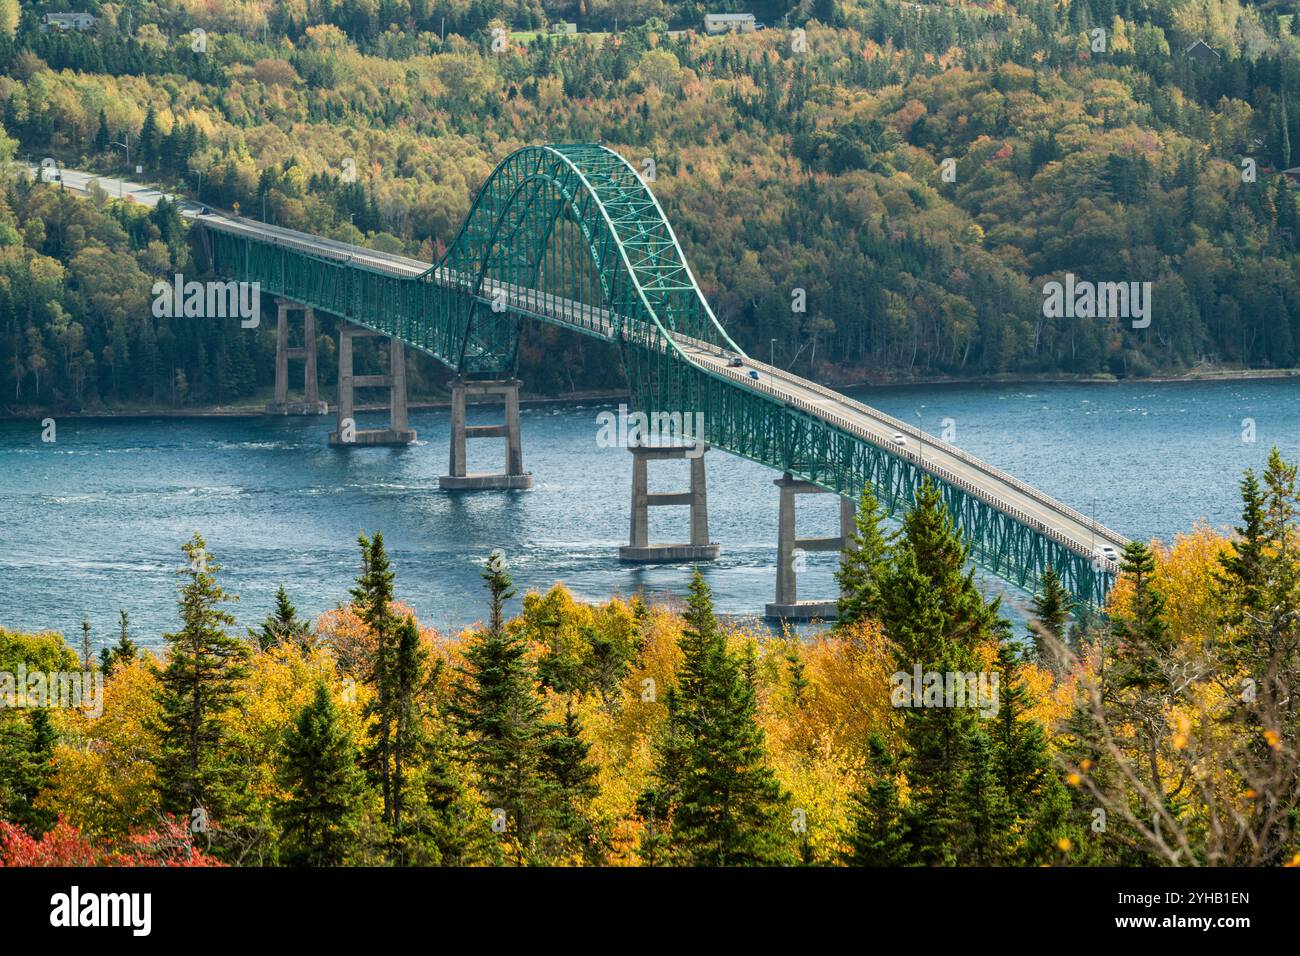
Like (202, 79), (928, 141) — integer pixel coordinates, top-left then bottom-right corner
(1184, 39), (1220, 63)
(42, 12), (98, 32)
(550, 22), (577, 35)
(704, 13), (756, 35)
(1281, 167), (1300, 187)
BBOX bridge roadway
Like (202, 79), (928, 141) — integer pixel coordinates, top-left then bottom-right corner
(185, 207), (1130, 571)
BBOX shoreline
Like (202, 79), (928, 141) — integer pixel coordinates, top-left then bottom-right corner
(833, 367), (1300, 389)
(2, 367), (1296, 421)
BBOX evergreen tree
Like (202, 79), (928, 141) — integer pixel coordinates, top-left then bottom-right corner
(255, 585), (311, 651)
(1106, 540), (1175, 807)
(276, 681), (366, 866)
(408, 722), (500, 866)
(958, 729), (1013, 865)
(842, 734), (912, 866)
(1029, 566), (1072, 664)
(1110, 541), (1171, 693)
(637, 685), (689, 866)
(94, 109), (109, 153)
(449, 550), (551, 862)
(654, 571), (793, 866)
(786, 650), (809, 708)
(139, 105), (159, 167)
(100, 610), (137, 676)
(0, 707), (57, 835)
(352, 532), (398, 825)
(1217, 466), (1267, 631)
(390, 612), (427, 844)
(835, 484), (892, 627)
(541, 701), (601, 862)
(878, 480), (998, 864)
(153, 533), (250, 821)
(1249, 448), (1300, 735)
(985, 639), (1068, 863)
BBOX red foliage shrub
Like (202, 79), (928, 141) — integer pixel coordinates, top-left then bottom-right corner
(0, 816), (224, 867)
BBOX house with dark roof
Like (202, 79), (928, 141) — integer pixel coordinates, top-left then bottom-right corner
(1184, 39), (1220, 63)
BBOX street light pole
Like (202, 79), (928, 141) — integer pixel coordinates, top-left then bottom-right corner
(111, 134), (131, 198)
(916, 406), (925, 471)
(770, 337), (776, 368)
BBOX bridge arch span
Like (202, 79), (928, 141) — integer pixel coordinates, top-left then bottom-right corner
(196, 143), (1126, 608)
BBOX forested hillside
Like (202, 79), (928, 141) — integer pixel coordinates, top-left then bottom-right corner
(3, 0), (1300, 411)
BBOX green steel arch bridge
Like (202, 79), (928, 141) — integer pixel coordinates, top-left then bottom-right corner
(189, 143), (1126, 609)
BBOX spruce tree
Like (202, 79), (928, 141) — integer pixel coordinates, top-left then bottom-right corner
(989, 641), (1050, 821)
(409, 721), (500, 866)
(449, 551), (550, 862)
(154, 533), (250, 820)
(139, 105), (159, 167)
(101, 610), (138, 676)
(541, 701), (601, 862)
(1110, 541), (1172, 693)
(277, 681), (366, 866)
(1217, 466), (1267, 631)
(835, 484), (892, 627)
(637, 685), (689, 865)
(255, 585), (311, 651)
(877, 479), (998, 863)
(958, 729), (1013, 865)
(352, 532), (397, 825)
(390, 613), (427, 843)
(0, 708), (57, 835)
(1029, 566), (1072, 664)
(94, 109), (110, 154)
(1250, 448), (1300, 745)
(786, 650), (809, 708)
(842, 734), (912, 866)
(657, 571), (793, 866)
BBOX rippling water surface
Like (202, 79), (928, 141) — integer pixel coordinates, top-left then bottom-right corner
(1, 378), (1295, 650)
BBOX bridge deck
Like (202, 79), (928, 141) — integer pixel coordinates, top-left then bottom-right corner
(189, 207), (1128, 570)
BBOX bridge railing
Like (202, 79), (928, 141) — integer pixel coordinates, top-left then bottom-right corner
(676, 341), (1115, 570)
(668, 332), (1126, 552)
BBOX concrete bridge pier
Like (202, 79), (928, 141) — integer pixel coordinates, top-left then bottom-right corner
(619, 445), (720, 562)
(265, 299), (328, 415)
(439, 379), (533, 490)
(765, 474), (857, 621)
(328, 322), (417, 446)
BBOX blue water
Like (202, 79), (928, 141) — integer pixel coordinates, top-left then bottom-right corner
(0, 379), (1295, 651)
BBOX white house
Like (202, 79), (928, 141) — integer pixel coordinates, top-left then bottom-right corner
(704, 13), (756, 34)
(42, 12), (99, 32)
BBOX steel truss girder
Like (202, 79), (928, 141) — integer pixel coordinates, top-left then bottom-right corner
(200, 144), (1115, 609)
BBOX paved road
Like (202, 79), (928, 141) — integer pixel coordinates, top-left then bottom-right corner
(41, 166), (1128, 565)
(25, 164), (180, 208)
